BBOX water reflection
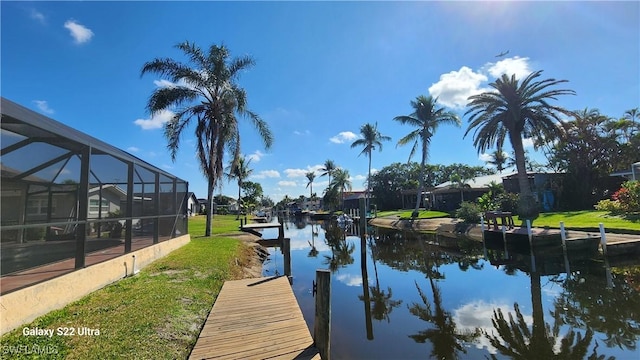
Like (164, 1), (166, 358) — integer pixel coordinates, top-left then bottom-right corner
(359, 235), (403, 324)
(264, 217), (640, 359)
(322, 222), (355, 271)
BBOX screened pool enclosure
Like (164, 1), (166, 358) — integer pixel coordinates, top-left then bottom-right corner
(1, 97), (188, 294)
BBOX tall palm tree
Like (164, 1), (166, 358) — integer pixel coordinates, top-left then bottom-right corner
(226, 156), (252, 219)
(624, 107), (638, 132)
(141, 41), (273, 236)
(394, 95), (461, 219)
(331, 168), (352, 211)
(320, 159), (337, 191)
(465, 70), (575, 221)
(305, 171), (316, 199)
(351, 123), (391, 212)
(485, 147), (509, 173)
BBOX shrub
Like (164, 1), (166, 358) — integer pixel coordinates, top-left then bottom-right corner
(613, 181), (640, 213)
(455, 201), (482, 223)
(476, 192), (498, 212)
(594, 199), (623, 213)
(495, 192), (520, 214)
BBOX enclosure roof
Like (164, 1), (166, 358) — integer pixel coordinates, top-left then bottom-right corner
(1, 97), (185, 183)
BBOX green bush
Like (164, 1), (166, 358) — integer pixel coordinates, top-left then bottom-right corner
(455, 201), (482, 223)
(496, 192), (519, 214)
(477, 192), (498, 212)
(594, 199), (623, 213)
(613, 180), (640, 213)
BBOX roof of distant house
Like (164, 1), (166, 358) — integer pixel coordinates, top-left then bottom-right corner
(434, 172), (516, 191)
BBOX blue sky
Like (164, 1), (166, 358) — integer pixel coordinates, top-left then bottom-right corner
(2, 1), (638, 202)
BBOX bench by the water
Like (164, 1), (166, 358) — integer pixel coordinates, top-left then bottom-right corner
(485, 211), (514, 230)
(189, 276), (320, 360)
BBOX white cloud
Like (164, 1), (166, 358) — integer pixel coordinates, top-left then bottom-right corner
(133, 109), (174, 130)
(162, 164), (173, 170)
(30, 10), (45, 24)
(284, 165), (323, 178)
(127, 147), (140, 153)
(253, 170), (280, 179)
(454, 300), (533, 354)
(153, 79), (177, 88)
(428, 66), (488, 109)
(479, 150), (509, 162)
(293, 130), (310, 136)
(485, 56), (532, 80)
(336, 273), (364, 287)
(430, 56), (533, 109)
(247, 150), (265, 162)
(32, 100), (54, 114)
(354, 174), (367, 181)
(64, 20), (94, 44)
(522, 138), (534, 148)
(278, 181), (297, 187)
(329, 131), (358, 144)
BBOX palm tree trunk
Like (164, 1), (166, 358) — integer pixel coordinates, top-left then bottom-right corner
(413, 142), (427, 218)
(510, 134), (532, 197)
(236, 181), (242, 220)
(367, 152), (372, 215)
(205, 177), (214, 237)
(510, 133), (539, 221)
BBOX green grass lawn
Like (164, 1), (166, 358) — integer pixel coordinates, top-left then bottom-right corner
(0, 216), (251, 359)
(188, 214), (242, 235)
(516, 210), (640, 232)
(377, 209), (450, 219)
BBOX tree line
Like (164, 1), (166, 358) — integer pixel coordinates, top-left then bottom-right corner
(141, 41), (638, 233)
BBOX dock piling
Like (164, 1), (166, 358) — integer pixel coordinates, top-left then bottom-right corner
(599, 223), (608, 257)
(314, 269), (331, 360)
(526, 220), (536, 273)
(560, 222), (570, 276)
(283, 237), (291, 281)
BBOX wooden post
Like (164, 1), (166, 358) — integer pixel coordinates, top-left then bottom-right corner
(560, 222), (567, 250)
(560, 222), (570, 275)
(359, 198), (366, 232)
(314, 269), (331, 360)
(599, 223), (608, 257)
(480, 216), (487, 258)
(283, 237), (291, 281)
(278, 219), (285, 241)
(526, 219), (536, 273)
(502, 224), (509, 259)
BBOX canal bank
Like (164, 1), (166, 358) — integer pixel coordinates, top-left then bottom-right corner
(369, 216), (640, 253)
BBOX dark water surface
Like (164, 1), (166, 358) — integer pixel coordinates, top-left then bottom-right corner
(261, 217), (640, 359)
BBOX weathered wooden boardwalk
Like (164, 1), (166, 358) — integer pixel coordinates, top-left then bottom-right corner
(189, 276), (320, 360)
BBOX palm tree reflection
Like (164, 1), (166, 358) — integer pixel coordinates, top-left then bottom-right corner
(308, 223), (319, 257)
(322, 221), (354, 272)
(408, 279), (478, 359)
(483, 303), (612, 360)
(358, 235), (402, 323)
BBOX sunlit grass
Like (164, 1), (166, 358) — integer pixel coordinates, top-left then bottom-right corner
(377, 209), (450, 219)
(516, 210), (640, 232)
(189, 214), (241, 236)
(0, 216), (251, 359)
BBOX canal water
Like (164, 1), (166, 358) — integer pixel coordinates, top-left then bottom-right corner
(260, 217), (640, 359)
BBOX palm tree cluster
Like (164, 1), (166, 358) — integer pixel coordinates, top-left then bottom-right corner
(141, 41), (273, 235)
(144, 41), (597, 224)
(465, 70), (576, 220)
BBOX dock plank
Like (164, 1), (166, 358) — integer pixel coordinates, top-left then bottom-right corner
(189, 276), (320, 360)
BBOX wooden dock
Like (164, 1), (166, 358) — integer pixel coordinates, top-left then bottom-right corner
(240, 222), (283, 238)
(189, 276), (320, 360)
